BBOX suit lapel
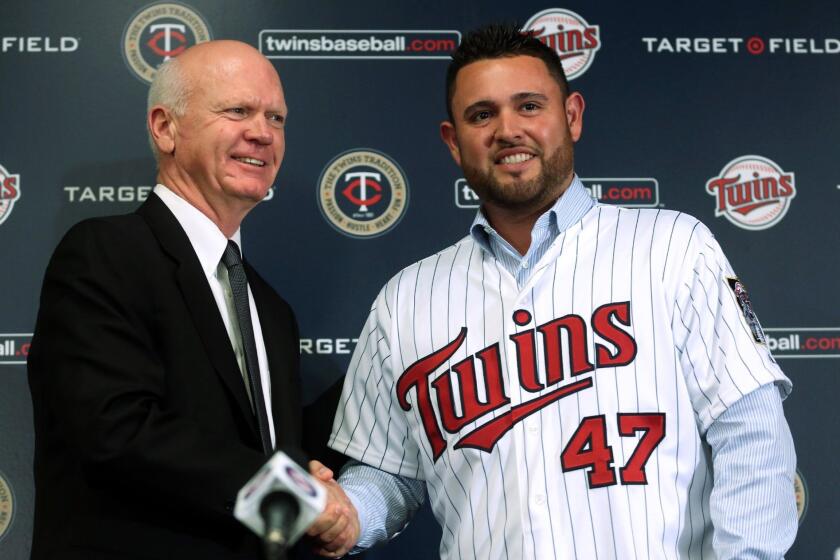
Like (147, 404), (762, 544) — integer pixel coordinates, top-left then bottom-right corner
(136, 194), (260, 437)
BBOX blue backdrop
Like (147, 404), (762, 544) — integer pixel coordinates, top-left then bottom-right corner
(1, 1), (838, 558)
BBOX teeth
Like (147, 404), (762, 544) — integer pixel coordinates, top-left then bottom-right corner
(499, 153), (535, 164)
(234, 157), (265, 167)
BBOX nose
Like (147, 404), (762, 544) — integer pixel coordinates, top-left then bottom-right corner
(244, 116), (274, 145)
(493, 109), (522, 144)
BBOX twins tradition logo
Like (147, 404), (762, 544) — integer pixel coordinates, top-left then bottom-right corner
(0, 163), (21, 227)
(524, 9), (601, 80)
(318, 149), (409, 238)
(122, 2), (212, 84)
(705, 155), (796, 230)
(397, 303), (637, 461)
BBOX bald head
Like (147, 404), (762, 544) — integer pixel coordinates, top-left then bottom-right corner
(146, 40), (282, 161)
(146, 39), (287, 235)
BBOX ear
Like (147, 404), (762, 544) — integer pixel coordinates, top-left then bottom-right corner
(148, 106), (177, 156)
(564, 92), (585, 142)
(439, 120), (462, 167)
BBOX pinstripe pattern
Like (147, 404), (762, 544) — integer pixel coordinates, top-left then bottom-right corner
(330, 178), (793, 559)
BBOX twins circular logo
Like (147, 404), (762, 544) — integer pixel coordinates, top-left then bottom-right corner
(705, 155), (796, 230)
(524, 9), (601, 80)
(122, 2), (212, 84)
(318, 149), (409, 238)
(0, 471), (14, 542)
(0, 163), (21, 227)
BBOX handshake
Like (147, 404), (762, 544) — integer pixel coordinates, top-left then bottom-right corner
(235, 451), (360, 558)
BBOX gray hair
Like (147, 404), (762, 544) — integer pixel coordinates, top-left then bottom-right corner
(146, 57), (190, 161)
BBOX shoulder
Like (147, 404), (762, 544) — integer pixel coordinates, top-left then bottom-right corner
(379, 236), (475, 294)
(42, 212), (175, 308)
(599, 205), (714, 247)
(56, 212), (153, 256)
(358, 236), (475, 325)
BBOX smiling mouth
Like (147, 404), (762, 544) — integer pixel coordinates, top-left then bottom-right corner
(497, 153), (536, 165)
(233, 156), (266, 167)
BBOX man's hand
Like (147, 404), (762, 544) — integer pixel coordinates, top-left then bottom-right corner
(306, 460), (361, 557)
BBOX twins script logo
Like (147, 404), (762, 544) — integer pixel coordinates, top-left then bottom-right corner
(0, 164), (21, 227)
(524, 9), (601, 80)
(705, 155), (796, 230)
(397, 302), (637, 461)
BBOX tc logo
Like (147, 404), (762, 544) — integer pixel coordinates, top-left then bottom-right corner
(146, 23), (188, 58)
(122, 2), (212, 84)
(342, 171), (383, 212)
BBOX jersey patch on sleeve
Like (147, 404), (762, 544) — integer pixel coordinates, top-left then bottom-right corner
(726, 276), (767, 344)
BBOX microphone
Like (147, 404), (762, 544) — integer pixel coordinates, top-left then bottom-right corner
(235, 450), (327, 559)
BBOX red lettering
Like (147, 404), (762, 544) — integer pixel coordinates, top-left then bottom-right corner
(538, 314), (594, 384)
(432, 343), (510, 434)
(510, 310), (542, 391)
(397, 301), (639, 460)
(584, 27), (599, 49)
(397, 328), (467, 460)
(1, 177), (17, 199)
(706, 176), (737, 212)
(592, 301), (637, 367)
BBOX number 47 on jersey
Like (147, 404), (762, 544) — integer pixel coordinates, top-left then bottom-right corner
(561, 413), (666, 489)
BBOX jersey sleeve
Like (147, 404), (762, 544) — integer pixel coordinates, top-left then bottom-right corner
(671, 224), (791, 431)
(329, 282), (426, 480)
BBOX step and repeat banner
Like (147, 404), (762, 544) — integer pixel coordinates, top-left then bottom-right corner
(1, 1), (838, 558)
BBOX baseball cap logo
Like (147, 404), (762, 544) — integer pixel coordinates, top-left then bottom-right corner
(705, 155), (796, 230)
(524, 9), (601, 80)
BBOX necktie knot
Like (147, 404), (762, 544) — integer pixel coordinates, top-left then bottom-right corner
(221, 240), (243, 270)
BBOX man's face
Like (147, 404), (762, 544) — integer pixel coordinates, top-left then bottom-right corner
(441, 55), (584, 213)
(172, 54), (287, 205)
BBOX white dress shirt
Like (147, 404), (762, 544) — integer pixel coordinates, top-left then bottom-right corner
(154, 184), (276, 446)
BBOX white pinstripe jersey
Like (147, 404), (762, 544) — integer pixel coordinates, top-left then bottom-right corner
(329, 204), (790, 560)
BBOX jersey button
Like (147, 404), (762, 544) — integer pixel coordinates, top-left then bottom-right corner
(528, 425), (539, 435)
(521, 260), (529, 269)
(534, 494), (546, 505)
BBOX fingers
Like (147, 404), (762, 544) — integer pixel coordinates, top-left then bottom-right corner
(309, 459), (334, 482)
(308, 502), (357, 557)
(305, 461), (361, 558)
(306, 501), (346, 536)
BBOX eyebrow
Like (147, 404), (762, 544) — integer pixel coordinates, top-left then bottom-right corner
(461, 91), (549, 119)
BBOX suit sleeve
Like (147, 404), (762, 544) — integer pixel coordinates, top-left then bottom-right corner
(29, 219), (266, 519)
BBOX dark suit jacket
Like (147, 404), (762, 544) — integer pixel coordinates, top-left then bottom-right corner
(28, 193), (305, 559)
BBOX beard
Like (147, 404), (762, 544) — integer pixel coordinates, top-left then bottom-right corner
(462, 143), (574, 212)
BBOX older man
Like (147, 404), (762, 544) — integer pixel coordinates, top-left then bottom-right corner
(28, 40), (355, 559)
